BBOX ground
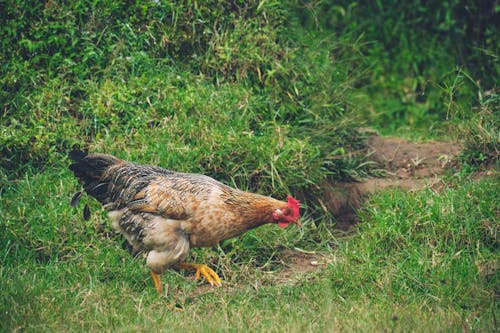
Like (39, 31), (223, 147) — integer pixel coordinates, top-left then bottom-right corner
(322, 135), (463, 229)
(275, 136), (465, 284)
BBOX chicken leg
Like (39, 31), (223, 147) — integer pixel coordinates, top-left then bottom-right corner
(177, 262), (222, 287)
(151, 270), (162, 294)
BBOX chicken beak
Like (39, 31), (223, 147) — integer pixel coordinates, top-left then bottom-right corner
(293, 219), (302, 227)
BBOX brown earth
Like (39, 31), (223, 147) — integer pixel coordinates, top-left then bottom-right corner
(271, 135), (464, 282)
(322, 135), (462, 229)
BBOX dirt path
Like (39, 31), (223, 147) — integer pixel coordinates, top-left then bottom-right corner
(322, 135), (462, 229)
(271, 135), (463, 282)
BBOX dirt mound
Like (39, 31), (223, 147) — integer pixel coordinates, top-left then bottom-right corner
(322, 136), (462, 229)
(367, 136), (461, 178)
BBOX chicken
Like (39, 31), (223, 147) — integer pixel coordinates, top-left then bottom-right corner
(68, 149), (300, 293)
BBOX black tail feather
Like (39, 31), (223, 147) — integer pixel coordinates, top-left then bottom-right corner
(83, 204), (91, 221)
(70, 191), (82, 207)
(68, 149), (122, 204)
(68, 149), (87, 163)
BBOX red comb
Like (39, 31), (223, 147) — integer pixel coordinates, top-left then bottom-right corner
(287, 195), (300, 219)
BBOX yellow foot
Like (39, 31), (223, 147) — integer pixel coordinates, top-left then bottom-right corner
(177, 262), (222, 287)
(151, 270), (162, 294)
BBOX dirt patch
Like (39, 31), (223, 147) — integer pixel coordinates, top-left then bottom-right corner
(322, 135), (462, 229)
(367, 136), (461, 179)
(228, 136), (463, 285)
(272, 248), (331, 284)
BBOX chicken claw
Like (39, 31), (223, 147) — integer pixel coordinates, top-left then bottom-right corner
(177, 262), (222, 287)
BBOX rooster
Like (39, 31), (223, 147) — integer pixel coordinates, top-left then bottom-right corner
(68, 150), (300, 293)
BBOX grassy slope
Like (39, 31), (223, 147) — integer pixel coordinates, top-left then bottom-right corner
(1, 1), (499, 332)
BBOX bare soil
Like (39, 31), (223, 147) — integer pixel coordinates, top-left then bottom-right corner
(273, 248), (332, 283)
(322, 135), (462, 229)
(270, 135), (464, 280)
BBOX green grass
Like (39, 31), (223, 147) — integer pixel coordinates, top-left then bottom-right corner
(1, 171), (498, 332)
(1, 1), (499, 332)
